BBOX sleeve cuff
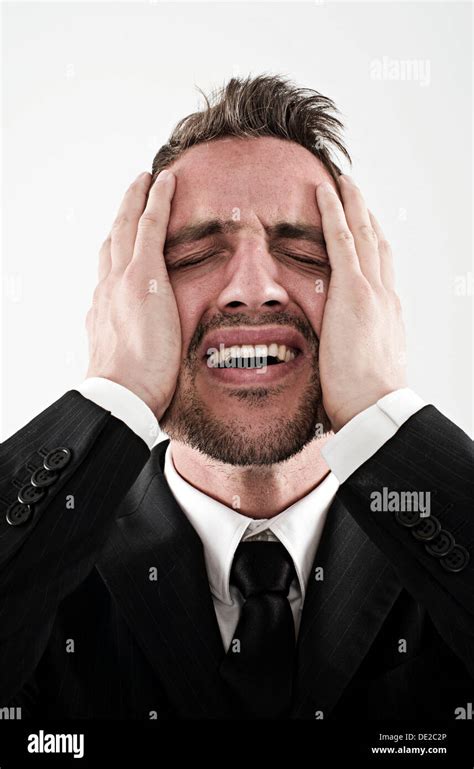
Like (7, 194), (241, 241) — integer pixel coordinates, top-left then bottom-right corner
(321, 388), (427, 483)
(75, 377), (159, 450)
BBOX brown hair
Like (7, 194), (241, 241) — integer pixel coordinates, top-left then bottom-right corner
(151, 74), (351, 183)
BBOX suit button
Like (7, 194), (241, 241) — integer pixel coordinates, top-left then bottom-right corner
(440, 544), (470, 573)
(18, 484), (45, 505)
(412, 515), (441, 542)
(44, 447), (72, 471)
(30, 467), (58, 488)
(6, 501), (32, 526)
(425, 530), (455, 558)
(395, 508), (421, 527)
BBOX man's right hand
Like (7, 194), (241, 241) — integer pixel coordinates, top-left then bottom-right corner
(85, 170), (181, 420)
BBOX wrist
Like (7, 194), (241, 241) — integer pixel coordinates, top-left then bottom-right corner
(86, 370), (166, 421)
(327, 385), (406, 432)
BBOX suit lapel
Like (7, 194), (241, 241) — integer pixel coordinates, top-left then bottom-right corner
(291, 495), (402, 718)
(96, 439), (233, 719)
(97, 440), (403, 720)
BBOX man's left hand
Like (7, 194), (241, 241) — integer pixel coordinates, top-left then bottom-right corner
(316, 174), (407, 432)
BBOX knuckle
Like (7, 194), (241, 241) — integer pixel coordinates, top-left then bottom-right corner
(122, 264), (150, 298)
(335, 229), (354, 245)
(92, 277), (113, 303)
(358, 224), (377, 243)
(112, 214), (131, 232)
(139, 211), (159, 228)
(388, 289), (402, 311)
(354, 278), (373, 303)
(352, 286), (374, 322)
(378, 237), (391, 253)
(122, 263), (139, 289)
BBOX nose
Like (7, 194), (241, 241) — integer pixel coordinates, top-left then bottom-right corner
(216, 241), (290, 313)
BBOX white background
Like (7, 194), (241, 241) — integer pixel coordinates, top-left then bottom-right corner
(2, 1), (472, 439)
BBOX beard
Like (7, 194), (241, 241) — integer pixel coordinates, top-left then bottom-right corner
(159, 312), (332, 466)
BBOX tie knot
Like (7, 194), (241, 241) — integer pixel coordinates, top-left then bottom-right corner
(230, 541), (296, 600)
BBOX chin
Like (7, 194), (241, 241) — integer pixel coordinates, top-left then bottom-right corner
(161, 403), (328, 467)
(159, 360), (331, 465)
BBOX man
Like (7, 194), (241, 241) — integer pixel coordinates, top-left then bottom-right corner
(0, 75), (472, 720)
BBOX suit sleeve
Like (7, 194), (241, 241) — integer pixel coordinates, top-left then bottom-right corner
(337, 404), (474, 676)
(0, 390), (150, 702)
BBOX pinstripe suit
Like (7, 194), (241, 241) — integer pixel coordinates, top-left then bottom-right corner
(0, 391), (473, 719)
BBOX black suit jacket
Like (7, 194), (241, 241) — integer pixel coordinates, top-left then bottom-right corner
(0, 391), (473, 720)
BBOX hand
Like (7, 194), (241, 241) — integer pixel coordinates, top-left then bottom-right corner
(316, 174), (407, 432)
(85, 170), (181, 420)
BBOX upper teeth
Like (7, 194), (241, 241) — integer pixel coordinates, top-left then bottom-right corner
(206, 343), (297, 368)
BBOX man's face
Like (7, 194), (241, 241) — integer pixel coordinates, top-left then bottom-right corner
(159, 136), (334, 465)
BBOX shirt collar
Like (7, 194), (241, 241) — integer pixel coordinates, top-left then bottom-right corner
(163, 443), (339, 605)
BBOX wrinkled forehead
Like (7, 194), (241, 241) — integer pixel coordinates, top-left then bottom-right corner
(166, 136), (332, 232)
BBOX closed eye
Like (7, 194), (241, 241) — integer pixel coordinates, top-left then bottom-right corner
(167, 249), (226, 270)
(168, 248), (331, 272)
(274, 250), (330, 271)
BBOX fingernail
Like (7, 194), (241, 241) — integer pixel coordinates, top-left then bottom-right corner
(319, 182), (337, 194)
(136, 171), (150, 181)
(339, 174), (355, 184)
(157, 169), (172, 182)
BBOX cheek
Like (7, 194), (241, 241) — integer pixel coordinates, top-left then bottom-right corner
(170, 273), (220, 351)
(287, 274), (328, 336)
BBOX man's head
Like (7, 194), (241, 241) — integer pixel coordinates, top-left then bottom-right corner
(154, 75), (351, 466)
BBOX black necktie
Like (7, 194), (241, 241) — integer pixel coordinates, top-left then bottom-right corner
(219, 540), (297, 718)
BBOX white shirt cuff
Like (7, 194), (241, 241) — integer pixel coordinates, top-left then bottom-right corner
(321, 388), (427, 484)
(75, 377), (159, 450)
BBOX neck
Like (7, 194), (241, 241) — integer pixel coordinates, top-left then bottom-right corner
(169, 434), (334, 518)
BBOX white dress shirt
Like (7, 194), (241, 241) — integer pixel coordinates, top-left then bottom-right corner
(163, 445), (338, 649)
(75, 378), (426, 650)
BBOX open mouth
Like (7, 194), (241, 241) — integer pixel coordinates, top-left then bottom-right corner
(205, 343), (300, 369)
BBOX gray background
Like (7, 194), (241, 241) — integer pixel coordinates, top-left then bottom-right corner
(2, 1), (472, 439)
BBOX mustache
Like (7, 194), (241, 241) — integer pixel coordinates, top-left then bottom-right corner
(186, 311), (320, 360)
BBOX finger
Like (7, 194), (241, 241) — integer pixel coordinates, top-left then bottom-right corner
(315, 182), (361, 277)
(368, 210), (395, 289)
(338, 175), (381, 285)
(131, 170), (176, 274)
(98, 232), (111, 281)
(110, 171), (152, 274)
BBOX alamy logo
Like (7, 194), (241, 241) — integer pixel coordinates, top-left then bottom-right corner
(369, 56), (431, 87)
(0, 706), (21, 719)
(370, 487), (431, 517)
(27, 730), (84, 759)
(454, 702), (473, 720)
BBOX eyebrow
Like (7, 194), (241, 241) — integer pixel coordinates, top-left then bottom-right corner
(270, 222), (327, 251)
(164, 219), (327, 255)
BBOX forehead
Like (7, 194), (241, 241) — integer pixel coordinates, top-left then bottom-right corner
(167, 136), (332, 230)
